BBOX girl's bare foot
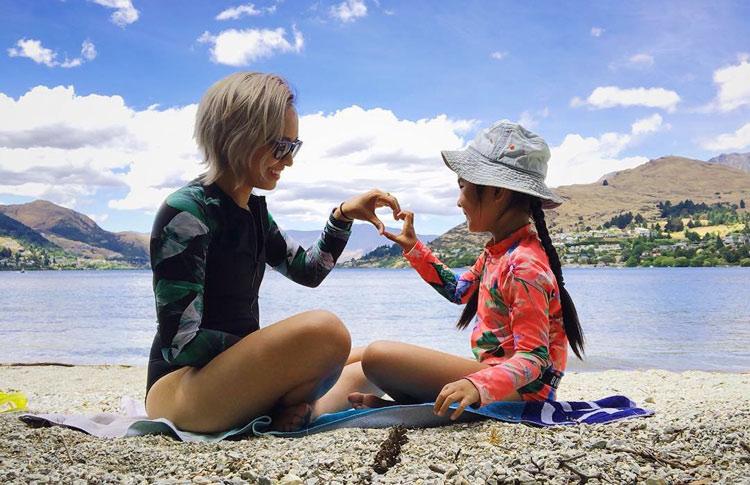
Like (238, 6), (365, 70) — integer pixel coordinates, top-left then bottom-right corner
(347, 392), (396, 409)
(271, 402), (312, 432)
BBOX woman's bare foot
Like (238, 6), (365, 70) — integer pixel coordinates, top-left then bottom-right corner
(347, 392), (396, 409)
(271, 402), (312, 432)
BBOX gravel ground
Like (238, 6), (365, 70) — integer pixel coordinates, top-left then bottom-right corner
(1, 365), (749, 484)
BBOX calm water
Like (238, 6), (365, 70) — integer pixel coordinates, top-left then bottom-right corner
(0, 268), (748, 372)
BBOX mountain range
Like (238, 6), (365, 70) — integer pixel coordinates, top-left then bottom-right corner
(0, 200), (435, 267)
(0, 200), (149, 264)
(707, 152), (750, 173)
(350, 154), (750, 267)
(286, 226), (437, 262)
(2, 152), (747, 269)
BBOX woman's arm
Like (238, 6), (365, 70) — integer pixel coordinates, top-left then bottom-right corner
(387, 211), (484, 304)
(265, 189), (402, 287)
(265, 211), (352, 287)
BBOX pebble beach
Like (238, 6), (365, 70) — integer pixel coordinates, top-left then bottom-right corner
(1, 365), (749, 484)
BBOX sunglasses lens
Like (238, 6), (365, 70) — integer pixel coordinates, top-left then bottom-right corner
(274, 144), (288, 159)
(273, 140), (301, 159)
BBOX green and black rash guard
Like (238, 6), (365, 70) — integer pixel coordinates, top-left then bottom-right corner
(146, 179), (351, 392)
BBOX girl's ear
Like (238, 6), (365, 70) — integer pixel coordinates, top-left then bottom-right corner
(492, 187), (509, 203)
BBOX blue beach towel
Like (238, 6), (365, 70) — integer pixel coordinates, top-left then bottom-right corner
(20, 395), (652, 442)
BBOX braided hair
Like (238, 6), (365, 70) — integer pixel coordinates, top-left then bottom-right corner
(530, 198), (585, 359)
(455, 187), (585, 359)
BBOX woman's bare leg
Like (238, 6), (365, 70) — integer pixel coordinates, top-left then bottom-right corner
(145, 310), (350, 433)
(349, 340), (522, 406)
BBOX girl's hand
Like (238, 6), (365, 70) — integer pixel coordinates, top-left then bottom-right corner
(383, 210), (418, 253)
(336, 189), (401, 235)
(434, 379), (480, 420)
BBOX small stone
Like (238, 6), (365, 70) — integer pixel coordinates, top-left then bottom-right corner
(279, 474), (303, 485)
(428, 464), (446, 474)
(257, 477), (272, 485)
(516, 471), (535, 483)
(239, 471), (257, 481)
(591, 440), (607, 449)
(607, 439), (628, 449)
(645, 397), (655, 404)
(445, 466), (459, 479)
(644, 479), (667, 485)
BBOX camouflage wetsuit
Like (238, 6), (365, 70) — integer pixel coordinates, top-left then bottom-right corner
(146, 179), (352, 392)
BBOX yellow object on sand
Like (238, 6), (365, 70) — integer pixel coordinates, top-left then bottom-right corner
(0, 391), (28, 413)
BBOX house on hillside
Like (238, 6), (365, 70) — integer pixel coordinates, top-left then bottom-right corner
(594, 243), (622, 253)
(631, 227), (653, 238)
(722, 233), (750, 247)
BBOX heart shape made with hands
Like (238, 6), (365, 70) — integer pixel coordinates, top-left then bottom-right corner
(382, 210), (418, 252)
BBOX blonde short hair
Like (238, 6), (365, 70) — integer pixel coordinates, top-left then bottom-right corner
(194, 72), (294, 186)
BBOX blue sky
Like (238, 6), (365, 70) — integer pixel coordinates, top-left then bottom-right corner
(1, 0), (749, 234)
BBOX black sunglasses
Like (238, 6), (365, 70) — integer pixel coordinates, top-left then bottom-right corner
(271, 138), (303, 160)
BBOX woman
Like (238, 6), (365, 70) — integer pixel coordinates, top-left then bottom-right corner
(145, 72), (398, 433)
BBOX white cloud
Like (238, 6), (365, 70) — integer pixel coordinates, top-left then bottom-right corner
(517, 107), (549, 130)
(590, 27), (604, 37)
(88, 213), (110, 224)
(628, 53), (654, 67)
(707, 56), (750, 112)
(216, 3), (263, 20)
(547, 115), (665, 187)
(198, 26), (304, 66)
(89, 0), (139, 26)
(7, 39), (97, 69)
(630, 113), (663, 135)
(81, 40), (97, 61)
(0, 85), (476, 225)
(265, 106), (476, 222)
(330, 0), (367, 23)
(0, 85), (201, 212)
(8, 39), (57, 67)
(571, 86), (680, 112)
(490, 51), (508, 61)
(700, 122), (750, 152)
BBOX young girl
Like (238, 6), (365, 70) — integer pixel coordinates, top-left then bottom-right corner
(345, 120), (584, 420)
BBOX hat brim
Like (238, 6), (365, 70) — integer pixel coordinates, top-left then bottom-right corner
(441, 149), (564, 209)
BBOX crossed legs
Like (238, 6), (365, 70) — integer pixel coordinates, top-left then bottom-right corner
(145, 310), (350, 433)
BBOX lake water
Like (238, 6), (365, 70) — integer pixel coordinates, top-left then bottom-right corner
(1, 267), (748, 372)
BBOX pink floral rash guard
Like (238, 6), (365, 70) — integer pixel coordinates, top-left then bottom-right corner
(404, 224), (568, 405)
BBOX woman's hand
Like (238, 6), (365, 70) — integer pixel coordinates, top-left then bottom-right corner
(383, 210), (418, 253)
(434, 378), (480, 420)
(336, 189), (401, 235)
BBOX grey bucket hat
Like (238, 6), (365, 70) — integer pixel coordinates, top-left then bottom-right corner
(441, 120), (563, 209)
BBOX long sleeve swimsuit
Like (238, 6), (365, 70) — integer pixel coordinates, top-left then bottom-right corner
(404, 224), (568, 405)
(146, 180), (351, 393)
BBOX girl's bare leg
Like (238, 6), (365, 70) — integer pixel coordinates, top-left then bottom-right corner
(145, 310), (350, 433)
(312, 346), (384, 416)
(348, 340), (522, 406)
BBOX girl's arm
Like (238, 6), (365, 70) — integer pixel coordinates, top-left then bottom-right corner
(386, 211), (484, 304)
(265, 211), (352, 287)
(464, 255), (556, 406)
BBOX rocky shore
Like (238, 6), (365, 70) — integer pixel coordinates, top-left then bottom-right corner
(1, 366), (748, 484)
